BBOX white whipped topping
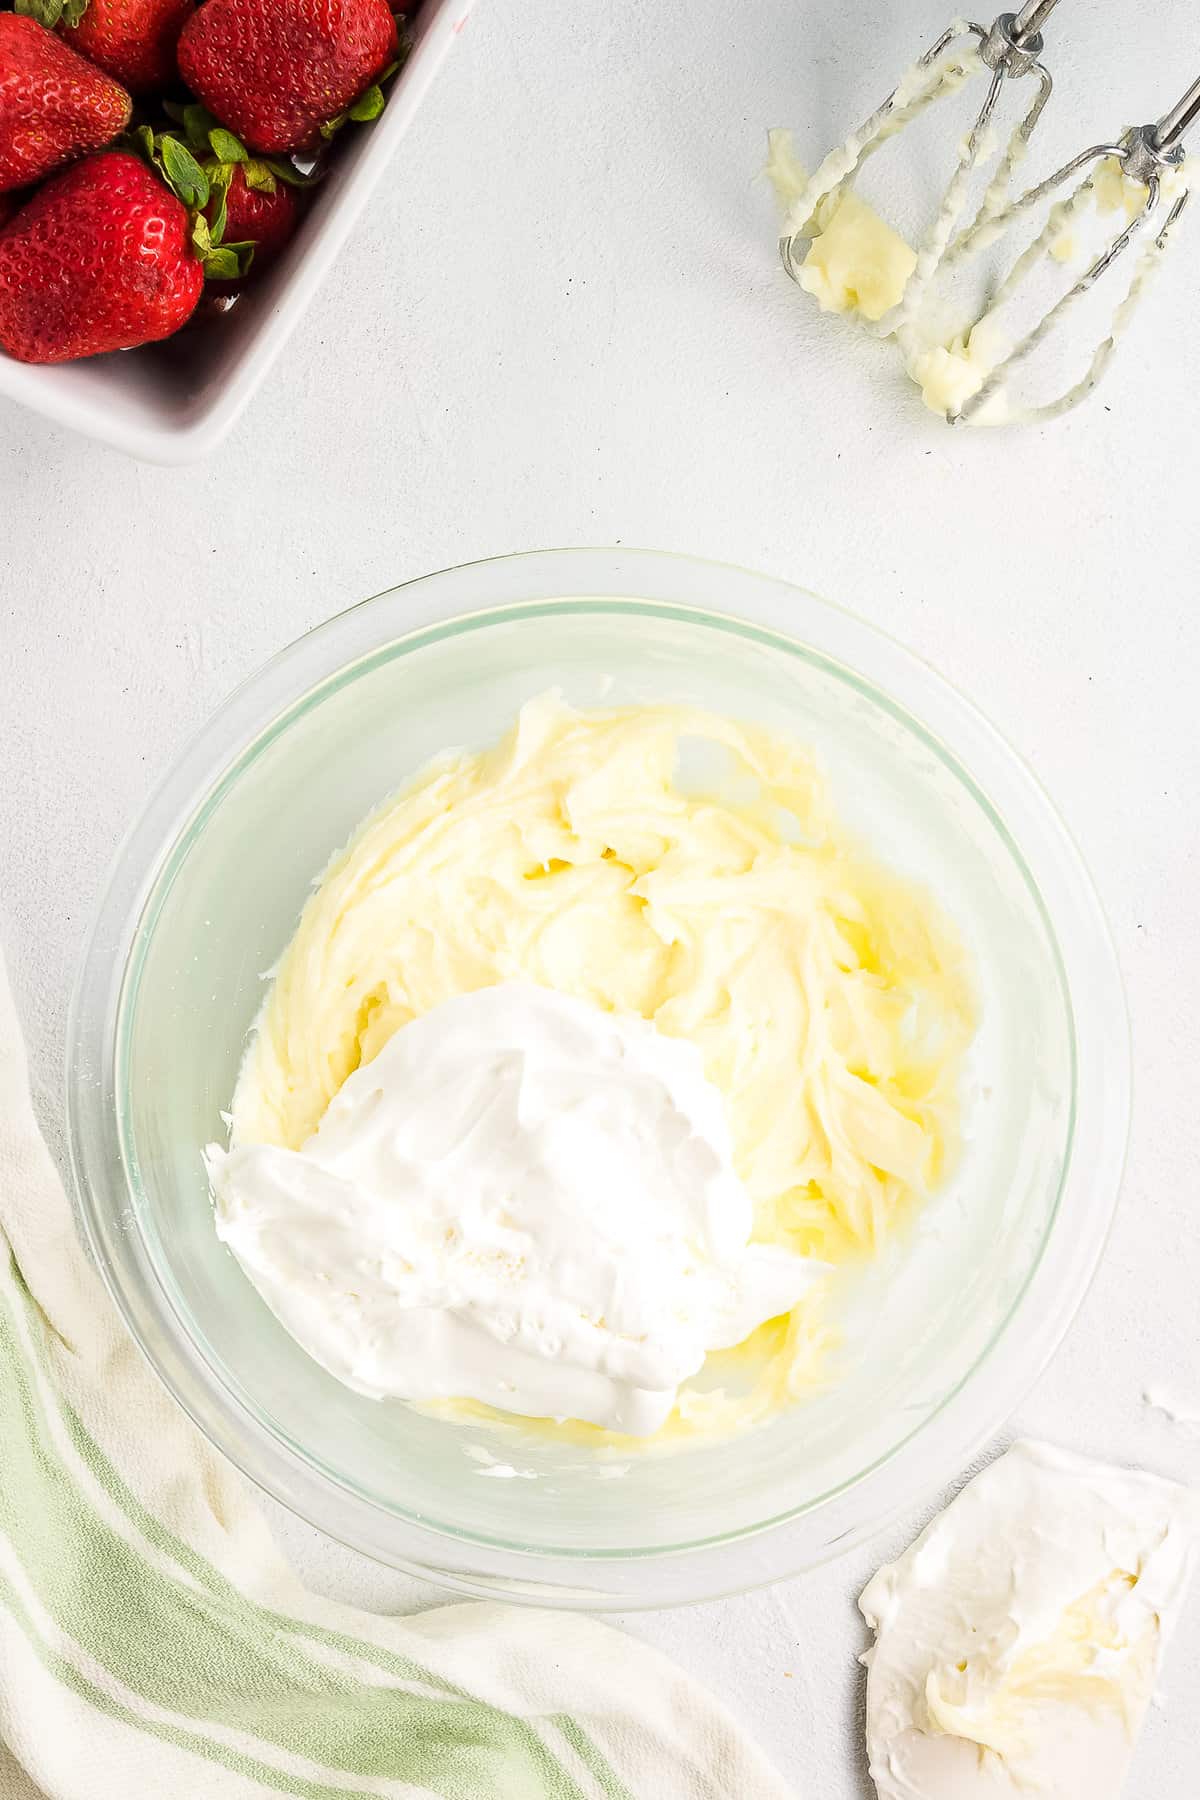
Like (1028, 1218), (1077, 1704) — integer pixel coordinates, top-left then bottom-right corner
(860, 1441), (1200, 1799)
(208, 983), (826, 1435)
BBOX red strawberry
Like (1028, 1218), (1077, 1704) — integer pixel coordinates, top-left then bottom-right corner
(0, 150), (204, 362)
(58, 0), (196, 96)
(156, 109), (309, 278)
(177, 0), (399, 155)
(210, 163), (298, 274)
(0, 13), (131, 193)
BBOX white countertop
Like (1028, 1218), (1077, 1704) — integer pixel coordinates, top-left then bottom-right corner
(2, 1), (1199, 1792)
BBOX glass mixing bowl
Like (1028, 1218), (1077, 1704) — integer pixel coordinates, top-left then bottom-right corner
(67, 549), (1129, 1608)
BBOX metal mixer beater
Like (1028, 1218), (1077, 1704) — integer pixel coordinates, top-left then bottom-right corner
(939, 74), (1197, 422)
(778, 4), (1197, 423)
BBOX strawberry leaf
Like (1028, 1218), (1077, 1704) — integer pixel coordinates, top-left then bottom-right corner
(163, 102), (208, 148)
(262, 157), (322, 190)
(185, 106), (222, 151)
(208, 184), (229, 245)
(190, 213), (213, 259)
(208, 128), (247, 164)
(242, 160), (278, 195)
(159, 136), (210, 209)
(202, 247), (244, 280)
(62, 0), (88, 24)
(203, 241), (256, 280)
(14, 0), (67, 27)
(348, 85), (386, 124)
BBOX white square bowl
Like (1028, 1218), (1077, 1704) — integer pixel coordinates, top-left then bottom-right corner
(0, 0), (476, 463)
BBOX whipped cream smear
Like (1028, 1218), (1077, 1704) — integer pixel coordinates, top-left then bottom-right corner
(209, 983), (826, 1435)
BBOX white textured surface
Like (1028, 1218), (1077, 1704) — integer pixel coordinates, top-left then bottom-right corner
(2, 1), (1199, 1793)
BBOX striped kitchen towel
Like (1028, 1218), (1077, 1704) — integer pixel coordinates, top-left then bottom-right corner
(0, 953), (794, 1800)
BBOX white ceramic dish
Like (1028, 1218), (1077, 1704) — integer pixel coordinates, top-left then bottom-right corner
(0, 0), (475, 463)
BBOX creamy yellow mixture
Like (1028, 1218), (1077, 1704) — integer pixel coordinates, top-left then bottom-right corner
(766, 128), (916, 324)
(798, 188), (917, 323)
(235, 695), (974, 1442)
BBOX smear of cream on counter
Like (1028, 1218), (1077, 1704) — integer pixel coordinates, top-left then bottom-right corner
(860, 1440), (1200, 1799)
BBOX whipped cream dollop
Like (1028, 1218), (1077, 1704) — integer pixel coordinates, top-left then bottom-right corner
(860, 1441), (1200, 1799)
(209, 983), (826, 1435)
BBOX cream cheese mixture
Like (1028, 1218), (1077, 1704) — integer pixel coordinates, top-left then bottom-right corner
(861, 1441), (1200, 1798)
(211, 694), (974, 1442)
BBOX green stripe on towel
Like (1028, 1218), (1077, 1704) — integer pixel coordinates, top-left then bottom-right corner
(0, 1275), (592, 1800)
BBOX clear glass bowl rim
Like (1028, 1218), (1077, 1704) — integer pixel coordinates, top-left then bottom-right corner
(65, 548), (1132, 1608)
